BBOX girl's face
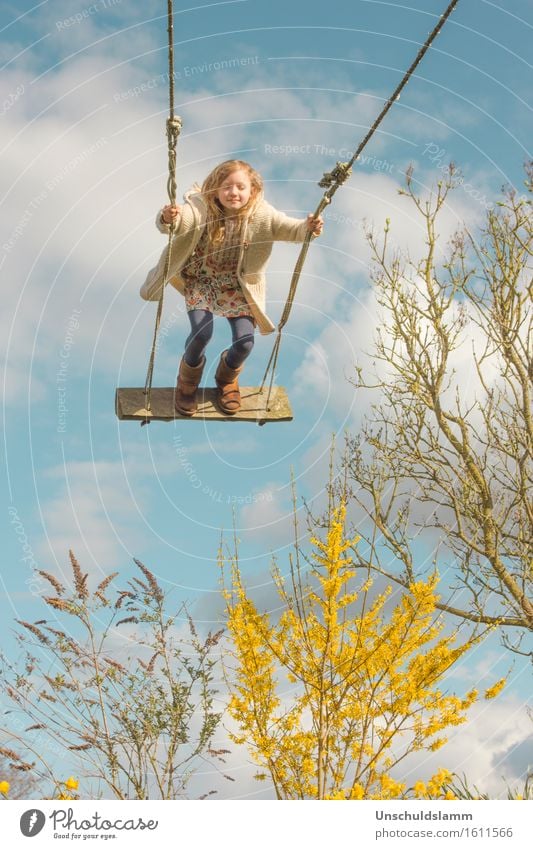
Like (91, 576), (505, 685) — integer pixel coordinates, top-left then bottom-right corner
(216, 169), (253, 212)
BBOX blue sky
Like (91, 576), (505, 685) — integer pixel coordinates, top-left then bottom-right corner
(1, 0), (532, 799)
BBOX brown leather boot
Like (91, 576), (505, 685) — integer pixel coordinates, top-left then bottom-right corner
(215, 351), (243, 415)
(174, 356), (205, 416)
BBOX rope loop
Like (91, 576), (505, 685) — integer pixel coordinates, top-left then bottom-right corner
(318, 161), (352, 190)
(166, 115), (182, 207)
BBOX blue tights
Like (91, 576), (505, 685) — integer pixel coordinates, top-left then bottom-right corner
(184, 309), (255, 369)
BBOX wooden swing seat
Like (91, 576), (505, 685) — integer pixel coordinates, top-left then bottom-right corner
(115, 386), (292, 423)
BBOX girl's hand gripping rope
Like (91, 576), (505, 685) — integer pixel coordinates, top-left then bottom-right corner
(161, 204), (181, 225)
(306, 214), (324, 235)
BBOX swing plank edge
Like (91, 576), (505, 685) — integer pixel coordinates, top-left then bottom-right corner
(115, 387), (293, 423)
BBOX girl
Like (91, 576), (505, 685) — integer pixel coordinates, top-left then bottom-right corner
(141, 159), (323, 416)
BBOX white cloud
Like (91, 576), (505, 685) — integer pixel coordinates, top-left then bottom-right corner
(238, 481), (297, 551)
(37, 458), (148, 583)
(291, 288), (375, 427)
(401, 698), (531, 797)
(288, 159), (502, 432)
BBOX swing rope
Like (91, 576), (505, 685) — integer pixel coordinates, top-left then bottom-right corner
(260, 0), (461, 409)
(142, 0), (182, 424)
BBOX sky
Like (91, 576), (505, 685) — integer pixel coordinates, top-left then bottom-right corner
(1, 0), (532, 800)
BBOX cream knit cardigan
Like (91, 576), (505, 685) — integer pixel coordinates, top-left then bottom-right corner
(140, 188), (314, 335)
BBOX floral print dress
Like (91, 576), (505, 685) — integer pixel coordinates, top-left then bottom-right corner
(181, 217), (252, 319)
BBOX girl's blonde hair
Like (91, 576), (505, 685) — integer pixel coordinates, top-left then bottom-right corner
(201, 160), (263, 245)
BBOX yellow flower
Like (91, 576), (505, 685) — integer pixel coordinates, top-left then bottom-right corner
(379, 774), (405, 797)
(350, 784), (365, 800)
(432, 768), (453, 788)
(325, 790), (347, 800)
(64, 776), (79, 791)
(484, 678), (506, 700)
(0, 780), (10, 795)
(413, 781), (427, 798)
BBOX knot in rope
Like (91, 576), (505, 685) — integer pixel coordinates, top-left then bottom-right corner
(166, 115), (182, 143)
(318, 161), (352, 190)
